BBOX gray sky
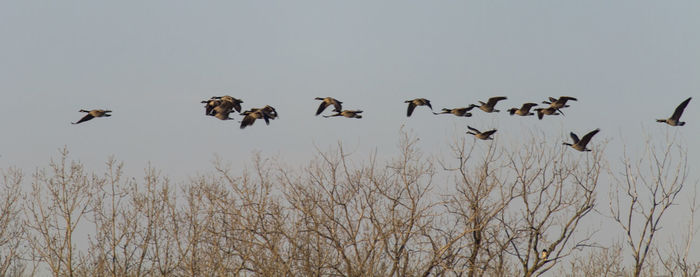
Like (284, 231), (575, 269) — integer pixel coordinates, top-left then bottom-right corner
(1, 0), (699, 266)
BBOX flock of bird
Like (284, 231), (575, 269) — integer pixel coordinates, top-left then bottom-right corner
(71, 96), (692, 152)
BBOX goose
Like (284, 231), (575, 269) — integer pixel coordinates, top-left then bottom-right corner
(314, 97), (343, 116)
(534, 107), (560, 120)
(434, 107), (474, 117)
(543, 96), (577, 115)
(543, 96), (577, 109)
(508, 103), (538, 116)
(240, 108), (270, 129)
(563, 129), (600, 152)
(201, 98), (222, 116)
(217, 95), (244, 113)
(466, 126), (497, 140)
(211, 100), (236, 120)
(657, 97), (691, 126)
(404, 98), (432, 117)
(470, 96), (507, 113)
(72, 109), (112, 124)
(323, 110), (363, 119)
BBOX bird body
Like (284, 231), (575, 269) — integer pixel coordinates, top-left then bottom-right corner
(471, 96), (507, 113)
(541, 249), (549, 260)
(240, 105), (278, 129)
(563, 129), (600, 152)
(324, 110), (363, 119)
(534, 107), (560, 120)
(405, 98), (432, 117)
(202, 95), (243, 120)
(508, 103), (538, 116)
(72, 109), (112, 124)
(543, 96), (577, 109)
(434, 107), (473, 117)
(657, 97), (691, 126)
(466, 126), (497, 140)
(315, 97), (343, 116)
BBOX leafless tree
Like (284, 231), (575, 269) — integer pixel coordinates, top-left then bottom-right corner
(609, 135), (688, 277)
(0, 167), (26, 277)
(23, 147), (103, 276)
(502, 136), (603, 277)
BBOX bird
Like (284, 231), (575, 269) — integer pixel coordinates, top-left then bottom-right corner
(314, 97), (343, 116)
(201, 97), (222, 116)
(404, 98), (432, 117)
(323, 110), (363, 119)
(72, 109), (112, 124)
(470, 96), (507, 113)
(466, 126), (497, 140)
(543, 96), (577, 109)
(433, 107), (474, 117)
(543, 96), (577, 115)
(657, 97), (691, 126)
(508, 103), (538, 116)
(563, 129), (600, 152)
(540, 249), (549, 260)
(217, 95), (244, 113)
(239, 105), (279, 129)
(534, 107), (560, 120)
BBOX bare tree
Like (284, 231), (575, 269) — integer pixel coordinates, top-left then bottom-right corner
(23, 147), (103, 276)
(609, 135), (688, 277)
(0, 167), (25, 277)
(502, 136), (603, 276)
(441, 137), (515, 276)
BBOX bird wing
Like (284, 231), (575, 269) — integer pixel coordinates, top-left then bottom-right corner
(487, 96), (507, 106)
(521, 103), (538, 111)
(467, 126), (480, 133)
(232, 102), (242, 113)
(425, 100), (432, 110)
(670, 97), (691, 120)
(332, 99), (343, 112)
(536, 109), (544, 120)
(316, 101), (329, 115)
(569, 132), (580, 144)
(407, 102), (417, 117)
(240, 114), (256, 129)
(579, 129), (600, 147)
(73, 114), (94, 124)
(482, 130), (497, 137)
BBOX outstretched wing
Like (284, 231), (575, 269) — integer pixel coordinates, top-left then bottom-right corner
(569, 132), (580, 144)
(425, 100), (432, 110)
(579, 129), (600, 147)
(467, 126), (480, 133)
(521, 103), (538, 110)
(670, 97), (691, 120)
(481, 130), (497, 137)
(72, 114), (94, 124)
(316, 101), (329, 116)
(240, 114), (256, 129)
(406, 102), (417, 117)
(332, 99), (343, 112)
(487, 96), (507, 106)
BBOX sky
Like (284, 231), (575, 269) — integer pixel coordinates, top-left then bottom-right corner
(1, 0), (699, 269)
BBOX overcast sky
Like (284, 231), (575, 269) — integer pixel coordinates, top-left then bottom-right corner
(1, 0), (699, 265)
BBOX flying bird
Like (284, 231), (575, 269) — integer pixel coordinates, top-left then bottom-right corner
(466, 126), (497, 140)
(657, 97), (691, 126)
(404, 98), (432, 117)
(508, 103), (538, 116)
(434, 107), (474, 117)
(563, 129), (600, 152)
(470, 96), (507, 113)
(72, 109), (112, 124)
(324, 110), (363, 119)
(543, 96), (577, 115)
(239, 105), (278, 129)
(315, 97), (343, 116)
(534, 107), (560, 120)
